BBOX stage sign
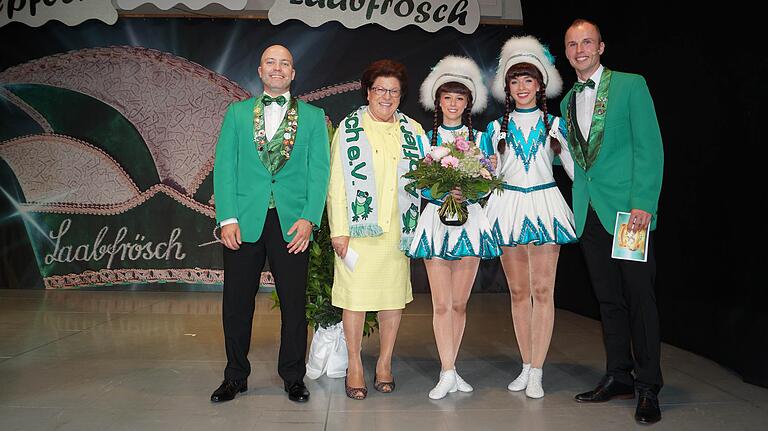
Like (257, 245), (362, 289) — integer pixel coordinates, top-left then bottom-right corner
(0, 0), (118, 28)
(269, 0), (480, 34)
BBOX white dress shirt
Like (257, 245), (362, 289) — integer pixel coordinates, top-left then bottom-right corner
(220, 91), (291, 227)
(264, 91), (291, 141)
(575, 65), (604, 139)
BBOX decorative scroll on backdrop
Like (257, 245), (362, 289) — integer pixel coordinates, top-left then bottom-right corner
(0, 46), (361, 289)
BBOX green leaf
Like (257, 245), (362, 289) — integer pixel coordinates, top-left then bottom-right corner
(430, 182), (442, 197)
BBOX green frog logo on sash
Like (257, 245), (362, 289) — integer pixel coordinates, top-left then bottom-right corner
(401, 203), (419, 234)
(351, 190), (373, 222)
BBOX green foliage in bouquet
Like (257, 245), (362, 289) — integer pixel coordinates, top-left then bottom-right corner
(271, 120), (378, 336)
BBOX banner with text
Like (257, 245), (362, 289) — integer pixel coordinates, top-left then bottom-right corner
(269, 0), (480, 34)
(0, 0), (117, 28)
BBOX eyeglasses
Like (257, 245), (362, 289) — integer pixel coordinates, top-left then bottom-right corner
(370, 86), (402, 97)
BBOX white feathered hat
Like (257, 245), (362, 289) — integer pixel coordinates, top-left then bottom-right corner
(420, 55), (488, 114)
(492, 36), (563, 101)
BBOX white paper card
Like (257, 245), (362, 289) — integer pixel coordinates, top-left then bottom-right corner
(342, 247), (359, 272)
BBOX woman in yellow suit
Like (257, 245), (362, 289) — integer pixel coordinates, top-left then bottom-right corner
(327, 59), (427, 400)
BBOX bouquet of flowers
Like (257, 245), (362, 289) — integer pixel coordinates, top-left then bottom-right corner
(404, 135), (502, 225)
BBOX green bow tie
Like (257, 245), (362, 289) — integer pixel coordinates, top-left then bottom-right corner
(573, 79), (596, 93)
(263, 94), (287, 106)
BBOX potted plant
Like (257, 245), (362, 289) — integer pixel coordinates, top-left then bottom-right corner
(272, 121), (377, 378)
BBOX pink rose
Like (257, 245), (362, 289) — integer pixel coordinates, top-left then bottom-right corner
(455, 137), (470, 152)
(440, 155), (460, 169)
(423, 154), (434, 165)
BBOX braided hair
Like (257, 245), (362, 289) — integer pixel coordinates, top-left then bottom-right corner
(431, 81), (475, 146)
(497, 62), (560, 155)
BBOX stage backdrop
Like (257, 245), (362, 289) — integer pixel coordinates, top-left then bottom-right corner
(3, 4), (766, 390)
(0, 17), (525, 291)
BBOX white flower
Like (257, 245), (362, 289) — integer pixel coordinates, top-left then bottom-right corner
(430, 146), (450, 160)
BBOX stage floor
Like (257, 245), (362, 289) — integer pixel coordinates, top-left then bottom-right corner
(1, 289), (766, 431)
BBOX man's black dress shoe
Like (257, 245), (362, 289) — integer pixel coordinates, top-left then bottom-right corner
(574, 375), (635, 403)
(210, 379), (247, 402)
(635, 389), (662, 424)
(285, 381), (310, 402)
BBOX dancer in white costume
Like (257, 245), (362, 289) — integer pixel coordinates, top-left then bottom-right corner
(481, 36), (576, 399)
(408, 56), (501, 400)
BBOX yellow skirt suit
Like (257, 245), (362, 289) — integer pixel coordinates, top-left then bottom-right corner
(327, 111), (426, 311)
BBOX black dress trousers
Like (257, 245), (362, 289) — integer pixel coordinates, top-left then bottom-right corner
(222, 209), (309, 385)
(579, 206), (663, 392)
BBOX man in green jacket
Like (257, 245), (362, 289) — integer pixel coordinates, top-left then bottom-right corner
(210, 45), (330, 403)
(560, 20), (664, 424)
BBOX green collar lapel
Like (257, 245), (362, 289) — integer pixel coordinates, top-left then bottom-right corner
(253, 96), (299, 174)
(566, 68), (612, 171)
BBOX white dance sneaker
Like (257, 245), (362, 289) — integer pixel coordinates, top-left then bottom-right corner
(507, 363), (531, 391)
(429, 369), (458, 400)
(455, 369), (474, 393)
(525, 367), (544, 399)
